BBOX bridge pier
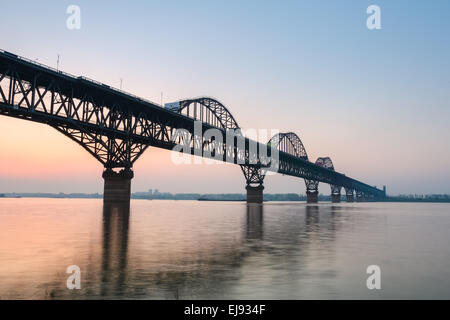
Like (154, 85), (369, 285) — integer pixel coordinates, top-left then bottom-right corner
(246, 185), (264, 204)
(103, 169), (134, 205)
(331, 185), (341, 203)
(345, 189), (354, 202)
(355, 191), (364, 202)
(305, 178), (319, 203)
(306, 190), (319, 203)
(331, 193), (341, 203)
(241, 165), (265, 204)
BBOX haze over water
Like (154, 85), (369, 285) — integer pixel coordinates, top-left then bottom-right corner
(0, 199), (449, 299)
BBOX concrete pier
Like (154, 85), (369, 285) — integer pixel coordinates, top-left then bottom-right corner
(356, 192), (364, 202)
(103, 169), (134, 205)
(345, 189), (354, 202)
(331, 194), (341, 203)
(246, 185), (264, 204)
(306, 190), (319, 203)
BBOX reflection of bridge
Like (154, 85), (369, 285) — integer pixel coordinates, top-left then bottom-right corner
(97, 203), (344, 299)
(0, 50), (385, 204)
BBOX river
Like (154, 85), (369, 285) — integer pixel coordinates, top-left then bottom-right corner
(0, 199), (449, 299)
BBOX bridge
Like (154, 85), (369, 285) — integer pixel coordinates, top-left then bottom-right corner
(0, 50), (386, 205)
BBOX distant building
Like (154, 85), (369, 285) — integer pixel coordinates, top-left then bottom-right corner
(148, 189), (153, 195)
(0, 193), (4, 198)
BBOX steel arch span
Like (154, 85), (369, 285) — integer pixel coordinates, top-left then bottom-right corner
(176, 97), (240, 131)
(315, 157), (342, 196)
(268, 132), (308, 160)
(173, 97), (265, 189)
(267, 132), (332, 200)
(305, 157), (333, 196)
(267, 131), (309, 176)
(265, 132), (310, 191)
(315, 157), (334, 171)
(266, 133), (343, 199)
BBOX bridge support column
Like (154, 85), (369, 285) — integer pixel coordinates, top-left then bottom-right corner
(246, 185), (264, 204)
(306, 190), (319, 203)
(103, 169), (134, 205)
(305, 178), (319, 203)
(331, 193), (341, 203)
(345, 189), (354, 202)
(356, 191), (364, 202)
(241, 165), (265, 204)
(331, 185), (341, 203)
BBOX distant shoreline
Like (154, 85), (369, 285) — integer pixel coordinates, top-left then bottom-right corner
(1, 193), (450, 203)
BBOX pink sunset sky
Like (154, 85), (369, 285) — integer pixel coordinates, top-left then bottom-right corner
(1, 1), (449, 195)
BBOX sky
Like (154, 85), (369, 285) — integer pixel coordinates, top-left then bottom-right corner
(0, 0), (449, 195)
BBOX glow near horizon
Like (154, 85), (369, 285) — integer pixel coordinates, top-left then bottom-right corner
(0, 0), (449, 195)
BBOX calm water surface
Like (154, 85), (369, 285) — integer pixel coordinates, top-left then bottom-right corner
(1, 199), (450, 299)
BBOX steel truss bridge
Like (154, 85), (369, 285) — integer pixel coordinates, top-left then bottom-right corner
(0, 50), (385, 204)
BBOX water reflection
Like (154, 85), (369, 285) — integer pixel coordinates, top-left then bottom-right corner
(4, 199), (436, 299)
(306, 204), (320, 225)
(93, 202), (345, 299)
(101, 204), (130, 297)
(246, 204), (263, 240)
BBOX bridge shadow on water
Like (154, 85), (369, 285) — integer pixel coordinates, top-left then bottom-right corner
(87, 202), (346, 299)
